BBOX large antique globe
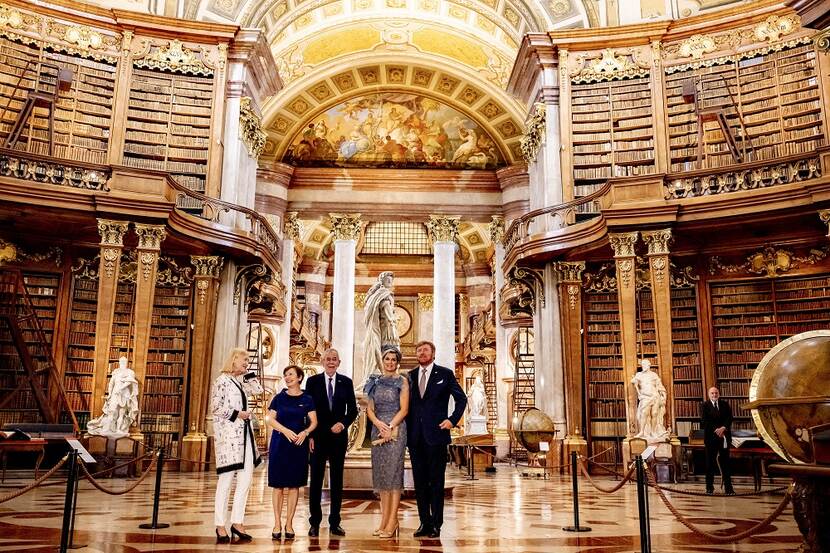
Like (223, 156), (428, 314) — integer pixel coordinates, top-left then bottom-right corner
(512, 408), (557, 453)
(747, 330), (830, 464)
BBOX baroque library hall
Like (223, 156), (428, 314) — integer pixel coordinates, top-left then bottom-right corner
(0, 0), (829, 551)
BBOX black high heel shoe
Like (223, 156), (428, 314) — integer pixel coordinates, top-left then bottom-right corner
(284, 529), (295, 540)
(230, 525), (253, 541)
(272, 528), (282, 540)
(215, 528), (230, 544)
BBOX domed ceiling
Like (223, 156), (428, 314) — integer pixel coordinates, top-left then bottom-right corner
(85, 0), (746, 168)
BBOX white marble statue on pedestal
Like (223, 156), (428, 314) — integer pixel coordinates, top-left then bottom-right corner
(466, 375), (488, 435)
(87, 356), (140, 439)
(630, 359), (669, 442)
(359, 271), (400, 386)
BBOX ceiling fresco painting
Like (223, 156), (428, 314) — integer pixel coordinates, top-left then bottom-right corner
(284, 92), (504, 169)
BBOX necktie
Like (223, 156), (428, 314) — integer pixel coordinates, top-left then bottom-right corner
(419, 369), (427, 397)
(327, 376), (334, 411)
(713, 401), (718, 411)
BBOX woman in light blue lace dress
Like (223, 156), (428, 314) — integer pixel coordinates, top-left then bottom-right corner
(364, 345), (409, 538)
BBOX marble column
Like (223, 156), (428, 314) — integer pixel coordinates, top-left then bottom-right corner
(276, 212), (302, 377)
(555, 261), (588, 460)
(181, 255), (223, 471)
(609, 232), (640, 440)
(489, 216), (511, 455)
(427, 215), (460, 369)
(91, 219), (129, 418)
(534, 264), (566, 438)
(210, 260), (245, 387)
(329, 213), (361, 378)
(642, 228), (677, 440)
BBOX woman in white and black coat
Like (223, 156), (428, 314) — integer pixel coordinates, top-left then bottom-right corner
(211, 347), (263, 543)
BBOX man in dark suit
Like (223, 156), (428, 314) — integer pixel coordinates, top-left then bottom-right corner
(306, 348), (358, 536)
(407, 340), (467, 538)
(700, 386), (735, 495)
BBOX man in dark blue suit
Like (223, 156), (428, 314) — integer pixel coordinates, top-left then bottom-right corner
(407, 340), (467, 538)
(306, 348), (358, 536)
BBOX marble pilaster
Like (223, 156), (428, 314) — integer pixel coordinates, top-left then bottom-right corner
(427, 215), (460, 369)
(330, 213), (361, 378)
(489, 216), (511, 444)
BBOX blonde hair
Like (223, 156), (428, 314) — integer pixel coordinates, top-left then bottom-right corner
(221, 347), (249, 374)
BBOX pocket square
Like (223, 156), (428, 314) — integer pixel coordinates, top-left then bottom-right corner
(435, 379), (444, 385)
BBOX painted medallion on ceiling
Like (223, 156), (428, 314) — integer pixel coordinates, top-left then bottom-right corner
(282, 92), (503, 169)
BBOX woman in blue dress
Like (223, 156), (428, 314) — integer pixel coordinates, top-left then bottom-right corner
(266, 365), (317, 540)
(365, 345), (409, 538)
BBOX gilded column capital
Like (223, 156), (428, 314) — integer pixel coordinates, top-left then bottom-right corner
(329, 213), (362, 241)
(135, 224), (167, 250)
(191, 255), (224, 279)
(488, 215), (505, 245)
(609, 231), (639, 258)
(418, 293), (434, 311)
(819, 209), (830, 236)
(97, 219), (129, 247)
(642, 228), (672, 256)
(239, 96), (266, 160)
(426, 215), (460, 243)
(555, 261), (585, 283)
(284, 211), (303, 241)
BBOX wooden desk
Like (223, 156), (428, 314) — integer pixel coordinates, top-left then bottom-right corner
(0, 439), (47, 482)
(682, 444), (780, 491)
(451, 435), (496, 473)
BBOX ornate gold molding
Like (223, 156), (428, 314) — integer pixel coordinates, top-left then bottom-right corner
(754, 14), (799, 43)
(0, 238), (18, 266)
(97, 219), (129, 247)
(519, 103), (545, 164)
(354, 292), (367, 310)
(135, 224), (167, 251)
(134, 39), (212, 76)
(418, 293), (434, 311)
(820, 210), (830, 237)
(284, 211), (303, 241)
(0, 4), (25, 28)
(488, 215), (505, 245)
(555, 261), (585, 283)
(678, 34), (716, 60)
(566, 283), (579, 310)
(665, 36), (811, 73)
(191, 255), (224, 278)
(426, 215), (460, 243)
(571, 48), (650, 84)
(642, 229), (672, 256)
(709, 245), (829, 278)
(329, 213), (362, 241)
(609, 231), (638, 258)
(239, 97), (266, 160)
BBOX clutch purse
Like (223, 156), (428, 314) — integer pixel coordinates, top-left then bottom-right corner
(371, 425), (399, 446)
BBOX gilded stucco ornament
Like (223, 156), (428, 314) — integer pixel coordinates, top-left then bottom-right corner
(678, 34), (716, 59)
(709, 245), (829, 277)
(284, 211), (303, 241)
(754, 14), (799, 43)
(134, 39), (212, 76)
(609, 232), (638, 258)
(62, 25), (104, 50)
(519, 103), (545, 164)
(572, 48), (649, 83)
(642, 229), (672, 256)
(239, 97), (267, 160)
(0, 239), (18, 266)
(329, 213), (362, 241)
(426, 215), (460, 244)
(135, 224), (167, 251)
(488, 215), (505, 245)
(566, 284), (579, 310)
(354, 292), (367, 310)
(418, 293), (434, 311)
(0, 4), (24, 28)
(554, 261), (585, 283)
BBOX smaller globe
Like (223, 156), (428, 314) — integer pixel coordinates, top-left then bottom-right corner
(513, 408), (557, 453)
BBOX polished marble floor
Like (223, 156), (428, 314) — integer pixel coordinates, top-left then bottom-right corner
(0, 462), (801, 552)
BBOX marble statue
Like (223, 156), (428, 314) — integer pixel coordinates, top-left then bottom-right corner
(87, 356), (140, 439)
(467, 375), (487, 417)
(630, 359), (669, 441)
(360, 271), (400, 386)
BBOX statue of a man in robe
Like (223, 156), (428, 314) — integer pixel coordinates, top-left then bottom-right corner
(360, 271), (400, 385)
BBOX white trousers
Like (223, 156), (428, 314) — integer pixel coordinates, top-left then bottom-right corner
(214, 442), (254, 527)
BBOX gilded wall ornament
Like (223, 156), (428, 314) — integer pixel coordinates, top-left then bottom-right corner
(97, 219), (129, 247)
(678, 34), (717, 59)
(17, 245), (62, 267)
(572, 48), (649, 83)
(709, 246), (829, 277)
(0, 239), (18, 266)
(322, 292), (332, 311)
(609, 231), (638, 258)
(62, 25), (104, 50)
(139, 251), (157, 282)
(101, 248), (120, 279)
(754, 14), (799, 43)
(519, 103), (545, 164)
(354, 292), (367, 310)
(418, 293), (434, 311)
(670, 263), (699, 288)
(426, 215), (460, 243)
(566, 284), (579, 310)
(617, 258), (634, 288)
(488, 215), (505, 245)
(642, 229), (672, 256)
(191, 255), (224, 278)
(819, 210), (830, 237)
(196, 279), (209, 305)
(555, 261), (585, 283)
(329, 213), (362, 241)
(817, 27), (830, 53)
(0, 4), (23, 28)
(135, 224), (167, 250)
(650, 256), (667, 285)
(284, 212), (303, 241)
(134, 39), (212, 76)
(239, 97), (266, 160)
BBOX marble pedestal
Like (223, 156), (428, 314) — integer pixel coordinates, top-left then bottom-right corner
(467, 415), (488, 436)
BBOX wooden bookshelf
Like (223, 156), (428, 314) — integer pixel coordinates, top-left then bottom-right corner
(636, 287), (658, 366)
(0, 272), (60, 427)
(123, 68), (214, 211)
(584, 290), (625, 466)
(571, 76), (655, 219)
(109, 279), (135, 371)
(0, 37), (115, 165)
(670, 286), (703, 438)
(63, 274), (98, 428)
(141, 282), (192, 455)
(665, 42), (823, 172)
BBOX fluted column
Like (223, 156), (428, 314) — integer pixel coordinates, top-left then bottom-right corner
(489, 216), (511, 455)
(330, 213), (361, 378)
(556, 261), (587, 460)
(181, 255), (223, 471)
(91, 219), (129, 418)
(427, 215), (460, 369)
(642, 228), (676, 438)
(609, 232), (640, 439)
